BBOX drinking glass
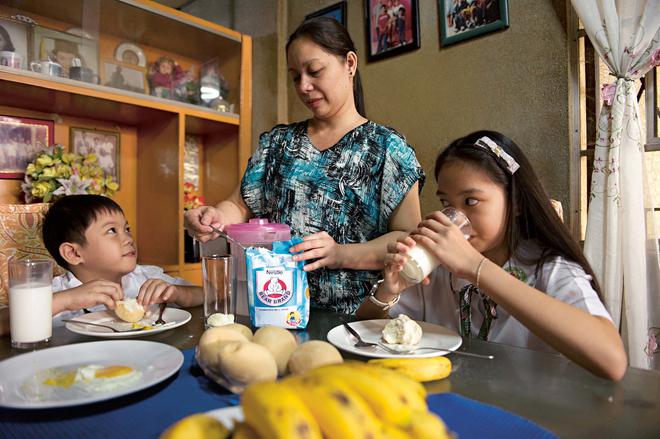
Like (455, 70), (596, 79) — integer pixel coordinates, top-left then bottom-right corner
(202, 254), (235, 327)
(8, 258), (53, 349)
(400, 207), (473, 284)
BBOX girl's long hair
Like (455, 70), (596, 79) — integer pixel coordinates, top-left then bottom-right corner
(434, 130), (603, 300)
(286, 17), (366, 118)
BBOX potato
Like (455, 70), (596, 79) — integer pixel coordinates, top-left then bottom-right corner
(287, 340), (343, 375)
(218, 341), (278, 385)
(222, 323), (253, 341)
(253, 326), (298, 375)
(198, 326), (249, 367)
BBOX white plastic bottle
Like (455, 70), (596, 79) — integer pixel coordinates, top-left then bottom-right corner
(400, 207), (472, 284)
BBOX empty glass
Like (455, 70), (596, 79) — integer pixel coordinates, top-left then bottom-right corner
(202, 254), (235, 327)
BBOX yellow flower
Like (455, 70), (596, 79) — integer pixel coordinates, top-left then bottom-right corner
(31, 181), (50, 198)
(26, 163), (36, 175)
(36, 155), (53, 167)
(54, 164), (72, 178)
(61, 153), (76, 164)
(41, 167), (57, 178)
(84, 154), (98, 165)
(106, 180), (119, 192)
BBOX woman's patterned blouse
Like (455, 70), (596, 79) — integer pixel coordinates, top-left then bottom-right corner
(241, 120), (425, 313)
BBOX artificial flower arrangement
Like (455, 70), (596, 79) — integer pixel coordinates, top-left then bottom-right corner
(22, 145), (119, 203)
(183, 182), (205, 210)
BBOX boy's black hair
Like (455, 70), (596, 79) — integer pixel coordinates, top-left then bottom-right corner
(434, 130), (603, 300)
(42, 195), (124, 270)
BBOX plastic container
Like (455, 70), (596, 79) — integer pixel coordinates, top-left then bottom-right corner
(225, 219), (291, 315)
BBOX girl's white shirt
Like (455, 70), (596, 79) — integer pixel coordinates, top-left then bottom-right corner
(51, 264), (191, 326)
(391, 240), (612, 352)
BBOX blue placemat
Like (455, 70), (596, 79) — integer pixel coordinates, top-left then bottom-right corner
(0, 348), (556, 438)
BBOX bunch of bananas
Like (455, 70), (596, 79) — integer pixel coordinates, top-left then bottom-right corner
(239, 361), (451, 439)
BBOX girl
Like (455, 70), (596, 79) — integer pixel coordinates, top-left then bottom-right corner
(356, 131), (627, 381)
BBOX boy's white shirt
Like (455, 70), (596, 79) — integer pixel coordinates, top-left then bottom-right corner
(391, 240), (612, 353)
(52, 264), (191, 326)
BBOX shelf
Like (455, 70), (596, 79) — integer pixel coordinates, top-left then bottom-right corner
(0, 68), (240, 126)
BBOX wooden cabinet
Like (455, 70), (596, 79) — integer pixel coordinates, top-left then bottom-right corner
(0, 0), (252, 284)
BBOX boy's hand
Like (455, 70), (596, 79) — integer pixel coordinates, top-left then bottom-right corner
(137, 279), (178, 306)
(58, 280), (123, 312)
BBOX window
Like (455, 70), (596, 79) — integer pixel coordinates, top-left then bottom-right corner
(572, 19), (660, 241)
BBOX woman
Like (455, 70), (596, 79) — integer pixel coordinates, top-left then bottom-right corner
(185, 17), (425, 313)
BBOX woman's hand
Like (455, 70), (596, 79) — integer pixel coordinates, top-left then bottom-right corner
(411, 211), (484, 281)
(183, 206), (224, 243)
(290, 231), (346, 272)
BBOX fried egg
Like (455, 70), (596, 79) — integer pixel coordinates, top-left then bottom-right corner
(42, 364), (141, 394)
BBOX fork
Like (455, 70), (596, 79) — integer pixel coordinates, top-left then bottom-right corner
(341, 319), (494, 359)
(62, 319), (148, 333)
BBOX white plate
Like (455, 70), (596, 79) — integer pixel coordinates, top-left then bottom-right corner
(326, 319), (462, 359)
(0, 340), (183, 409)
(207, 406), (244, 429)
(114, 42), (147, 67)
(65, 308), (192, 338)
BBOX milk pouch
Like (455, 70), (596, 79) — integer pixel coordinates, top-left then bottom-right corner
(245, 237), (310, 328)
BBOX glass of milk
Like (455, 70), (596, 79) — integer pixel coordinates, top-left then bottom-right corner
(8, 258), (53, 349)
(400, 207), (473, 284)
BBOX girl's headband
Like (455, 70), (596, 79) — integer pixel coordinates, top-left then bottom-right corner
(474, 136), (520, 174)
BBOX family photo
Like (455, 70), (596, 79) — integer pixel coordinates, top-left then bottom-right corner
(70, 127), (120, 183)
(440, 0), (509, 46)
(366, 0), (420, 61)
(0, 116), (52, 177)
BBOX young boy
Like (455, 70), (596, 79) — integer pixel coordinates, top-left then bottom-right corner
(43, 195), (203, 324)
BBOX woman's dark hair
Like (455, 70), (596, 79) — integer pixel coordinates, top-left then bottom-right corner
(434, 130), (603, 300)
(286, 17), (366, 117)
(43, 195), (124, 270)
(0, 25), (15, 51)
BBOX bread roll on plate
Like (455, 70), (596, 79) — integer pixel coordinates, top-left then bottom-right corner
(115, 298), (145, 323)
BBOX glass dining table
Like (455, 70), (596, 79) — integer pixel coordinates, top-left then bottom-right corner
(1, 306), (658, 438)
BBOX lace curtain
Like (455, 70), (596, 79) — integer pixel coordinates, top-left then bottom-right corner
(571, 0), (660, 369)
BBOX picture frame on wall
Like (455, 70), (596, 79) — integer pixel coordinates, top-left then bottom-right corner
(0, 116), (54, 179)
(33, 26), (98, 78)
(101, 59), (147, 94)
(70, 127), (120, 185)
(365, 0), (420, 62)
(305, 1), (347, 27)
(439, 0), (510, 47)
(0, 15), (32, 70)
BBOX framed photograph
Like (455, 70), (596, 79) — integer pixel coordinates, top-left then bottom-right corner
(100, 59), (147, 94)
(33, 26), (98, 78)
(0, 116), (54, 179)
(439, 0), (510, 47)
(365, 0), (420, 62)
(0, 15), (32, 70)
(305, 1), (347, 27)
(70, 127), (120, 185)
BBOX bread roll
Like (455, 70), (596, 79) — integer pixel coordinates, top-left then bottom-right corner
(253, 326), (298, 375)
(222, 323), (253, 341)
(198, 326), (249, 367)
(287, 340), (343, 375)
(114, 298), (145, 323)
(218, 341), (277, 385)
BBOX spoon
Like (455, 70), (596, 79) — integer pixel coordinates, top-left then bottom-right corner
(155, 302), (167, 325)
(207, 224), (246, 249)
